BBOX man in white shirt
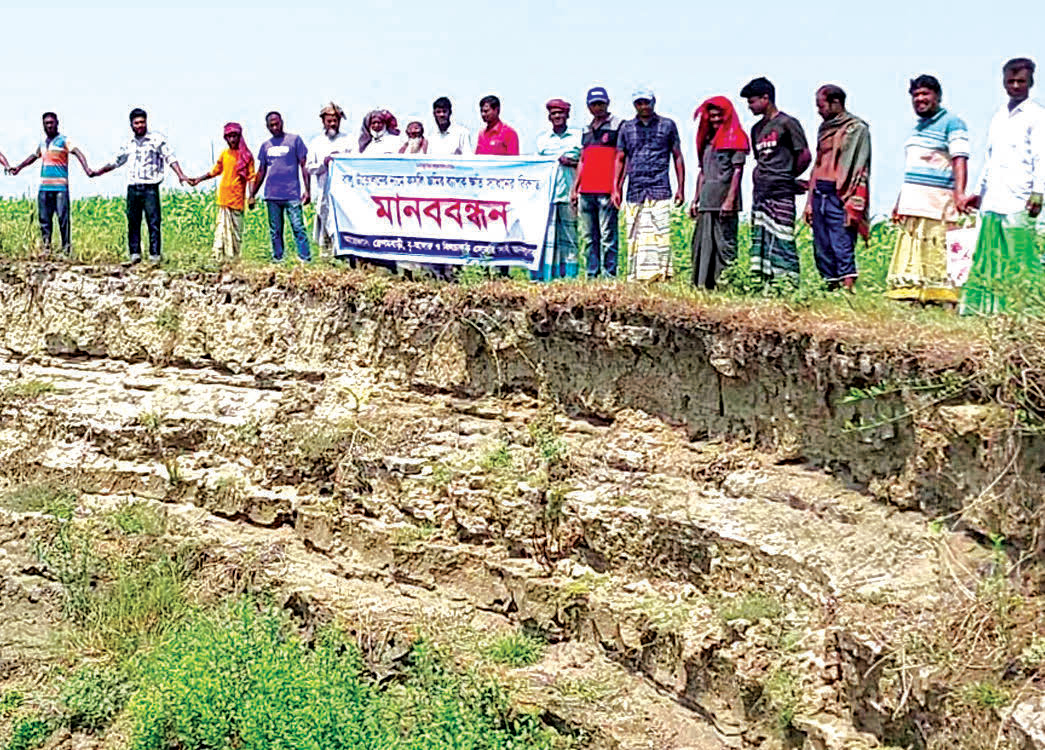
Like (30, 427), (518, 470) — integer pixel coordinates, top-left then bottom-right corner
(306, 102), (353, 255)
(93, 108), (189, 264)
(427, 97), (472, 157)
(963, 57), (1045, 314)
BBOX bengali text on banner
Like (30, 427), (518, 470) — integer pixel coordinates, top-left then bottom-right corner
(328, 155), (558, 269)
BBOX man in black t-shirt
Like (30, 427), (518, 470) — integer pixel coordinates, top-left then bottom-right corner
(740, 77), (811, 282)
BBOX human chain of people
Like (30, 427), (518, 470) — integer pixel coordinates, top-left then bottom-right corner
(0, 59), (1041, 316)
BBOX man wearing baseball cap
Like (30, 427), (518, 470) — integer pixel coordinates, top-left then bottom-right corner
(570, 86), (624, 278)
(535, 98), (582, 279)
(613, 87), (685, 281)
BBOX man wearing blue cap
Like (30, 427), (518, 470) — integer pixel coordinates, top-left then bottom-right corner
(570, 86), (623, 278)
(612, 87), (685, 281)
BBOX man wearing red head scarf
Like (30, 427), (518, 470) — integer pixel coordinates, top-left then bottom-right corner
(689, 97), (749, 289)
(186, 122), (256, 262)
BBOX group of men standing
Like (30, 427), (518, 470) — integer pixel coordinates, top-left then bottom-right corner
(0, 58), (1041, 315)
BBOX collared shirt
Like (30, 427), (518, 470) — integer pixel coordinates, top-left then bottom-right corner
(38, 134), (77, 192)
(896, 108), (970, 222)
(977, 99), (1045, 215)
(476, 121), (520, 156)
(536, 127), (582, 203)
(113, 132), (177, 185)
(616, 113), (680, 203)
(578, 114), (622, 195)
(427, 122), (473, 156)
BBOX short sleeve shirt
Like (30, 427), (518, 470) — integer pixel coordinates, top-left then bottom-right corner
(213, 148), (256, 211)
(39, 135), (76, 192)
(896, 109), (970, 222)
(699, 147), (746, 211)
(616, 114), (681, 203)
(258, 133), (308, 201)
(578, 115), (622, 195)
(750, 112), (809, 200)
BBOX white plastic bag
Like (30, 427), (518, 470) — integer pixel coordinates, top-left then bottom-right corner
(946, 220), (979, 288)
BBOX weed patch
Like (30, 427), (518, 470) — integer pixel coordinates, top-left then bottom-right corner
(484, 631), (545, 668)
(1, 483), (77, 519)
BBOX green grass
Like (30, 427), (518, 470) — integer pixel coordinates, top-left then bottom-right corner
(125, 602), (562, 750)
(1, 380), (56, 399)
(718, 591), (783, 624)
(1, 483), (78, 519)
(483, 631), (545, 668)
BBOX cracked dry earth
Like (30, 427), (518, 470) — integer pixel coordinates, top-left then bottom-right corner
(0, 350), (1041, 749)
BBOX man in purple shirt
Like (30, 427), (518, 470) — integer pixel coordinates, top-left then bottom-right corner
(250, 111), (311, 262)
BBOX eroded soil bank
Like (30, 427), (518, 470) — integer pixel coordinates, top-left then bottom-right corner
(0, 262), (1043, 750)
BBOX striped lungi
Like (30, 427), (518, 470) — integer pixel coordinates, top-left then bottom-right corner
(750, 195), (799, 279)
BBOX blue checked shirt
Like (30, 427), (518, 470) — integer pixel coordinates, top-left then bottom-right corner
(617, 114), (680, 202)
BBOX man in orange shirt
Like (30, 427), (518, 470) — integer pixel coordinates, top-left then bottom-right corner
(187, 122), (256, 261)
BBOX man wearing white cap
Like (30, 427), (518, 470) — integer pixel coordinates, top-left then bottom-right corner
(306, 102), (353, 255)
(612, 87), (685, 281)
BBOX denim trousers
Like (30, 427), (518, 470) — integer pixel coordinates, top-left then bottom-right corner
(579, 193), (618, 278)
(265, 200), (311, 261)
(38, 189), (71, 251)
(127, 184), (162, 258)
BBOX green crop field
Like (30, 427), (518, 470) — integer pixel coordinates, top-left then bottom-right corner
(0, 190), (1041, 316)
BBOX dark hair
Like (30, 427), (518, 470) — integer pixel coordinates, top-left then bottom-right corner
(41, 111), (58, 121)
(908, 75), (942, 96)
(265, 111), (282, 121)
(818, 84), (846, 106)
(740, 77), (775, 103)
(1003, 57), (1036, 76)
(433, 97), (452, 111)
(479, 95), (500, 110)
(129, 108), (147, 122)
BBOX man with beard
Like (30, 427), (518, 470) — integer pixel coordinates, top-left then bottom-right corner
(962, 57), (1045, 314)
(803, 85), (871, 290)
(741, 77), (811, 284)
(428, 97), (472, 156)
(8, 111), (94, 255)
(306, 102), (353, 255)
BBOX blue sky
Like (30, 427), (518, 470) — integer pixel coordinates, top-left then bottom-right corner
(0, 3), (1038, 213)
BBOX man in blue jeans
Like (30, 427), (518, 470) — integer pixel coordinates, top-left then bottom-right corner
(9, 112), (94, 255)
(250, 111), (311, 262)
(570, 86), (622, 278)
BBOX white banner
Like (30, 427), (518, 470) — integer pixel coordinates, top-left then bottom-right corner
(328, 155), (558, 269)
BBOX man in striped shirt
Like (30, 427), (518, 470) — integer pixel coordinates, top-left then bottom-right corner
(9, 112), (93, 255)
(885, 75), (971, 304)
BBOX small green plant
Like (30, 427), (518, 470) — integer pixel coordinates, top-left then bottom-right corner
(0, 690), (24, 718)
(4, 715), (53, 750)
(528, 420), (565, 467)
(391, 523), (436, 547)
(760, 668), (799, 730)
(719, 591), (783, 624)
(106, 500), (166, 536)
(60, 665), (134, 732)
(137, 410), (165, 434)
(233, 417), (261, 446)
(959, 680), (1010, 709)
(480, 440), (514, 471)
(2, 379), (55, 399)
(484, 631), (545, 668)
(154, 305), (181, 332)
(1020, 633), (1045, 668)
(1, 483), (78, 519)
